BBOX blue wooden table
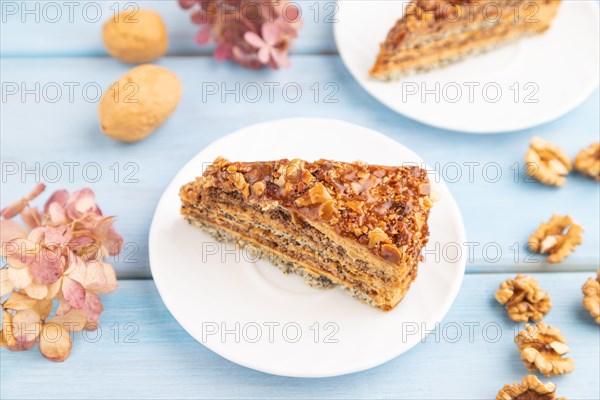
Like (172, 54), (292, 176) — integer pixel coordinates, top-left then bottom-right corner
(1, 1), (599, 399)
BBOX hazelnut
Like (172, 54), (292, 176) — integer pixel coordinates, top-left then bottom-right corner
(295, 183), (332, 207)
(251, 181), (265, 198)
(318, 200), (336, 222)
(381, 244), (403, 264)
(368, 228), (390, 248)
(103, 9), (168, 64)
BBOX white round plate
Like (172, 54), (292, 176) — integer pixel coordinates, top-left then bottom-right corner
(149, 118), (466, 377)
(334, 1), (600, 133)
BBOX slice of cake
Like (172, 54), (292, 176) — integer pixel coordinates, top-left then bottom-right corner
(180, 157), (433, 311)
(370, 0), (561, 80)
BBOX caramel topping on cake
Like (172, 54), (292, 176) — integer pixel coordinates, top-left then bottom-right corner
(196, 157), (431, 264)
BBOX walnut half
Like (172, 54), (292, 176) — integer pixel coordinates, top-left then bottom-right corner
(515, 323), (574, 377)
(495, 274), (551, 322)
(582, 270), (600, 324)
(496, 375), (562, 400)
(525, 136), (572, 186)
(574, 142), (600, 181)
(529, 214), (583, 263)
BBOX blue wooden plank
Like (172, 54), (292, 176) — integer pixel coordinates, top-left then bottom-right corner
(1, 56), (598, 277)
(0, 0), (336, 56)
(1, 273), (599, 399)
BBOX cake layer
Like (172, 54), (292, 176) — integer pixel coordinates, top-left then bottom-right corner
(182, 189), (415, 309)
(180, 158), (432, 311)
(184, 216), (418, 310)
(371, 0), (561, 79)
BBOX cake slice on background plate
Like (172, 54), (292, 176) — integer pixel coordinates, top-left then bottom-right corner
(370, 0), (562, 80)
(180, 157), (433, 311)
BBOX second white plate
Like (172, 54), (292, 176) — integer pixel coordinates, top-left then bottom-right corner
(334, 0), (600, 133)
(149, 118), (466, 377)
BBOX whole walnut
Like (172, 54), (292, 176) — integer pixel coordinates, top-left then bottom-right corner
(99, 64), (182, 142)
(103, 9), (168, 64)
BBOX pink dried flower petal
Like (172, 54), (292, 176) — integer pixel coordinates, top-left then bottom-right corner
(66, 188), (100, 220)
(244, 31), (266, 48)
(83, 292), (104, 323)
(47, 202), (68, 225)
(65, 256), (86, 284)
(49, 309), (87, 332)
(261, 23), (280, 46)
(7, 266), (33, 289)
(214, 43), (234, 61)
(23, 281), (48, 300)
(178, 0), (198, 10)
(30, 248), (63, 285)
(3, 291), (38, 310)
(1, 184), (46, 219)
(1, 268), (14, 297)
(0, 220), (28, 253)
(83, 261), (106, 291)
(62, 276), (85, 309)
(33, 298), (53, 320)
(195, 26), (211, 44)
(84, 261), (117, 294)
(45, 278), (62, 300)
(56, 299), (72, 316)
(1, 200), (28, 219)
(190, 10), (206, 25)
(39, 322), (72, 362)
(271, 49), (290, 68)
(2, 311), (37, 352)
(68, 235), (95, 252)
(27, 227), (45, 244)
(9, 338), (37, 351)
(20, 207), (41, 229)
(257, 46), (270, 64)
(42, 225), (72, 248)
(12, 309), (42, 342)
(95, 217), (124, 256)
(44, 189), (69, 212)
(232, 46), (262, 69)
(4, 238), (37, 268)
(282, 4), (300, 22)
(26, 183), (46, 201)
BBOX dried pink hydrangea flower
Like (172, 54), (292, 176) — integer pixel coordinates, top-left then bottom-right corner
(178, 0), (302, 69)
(1, 186), (123, 361)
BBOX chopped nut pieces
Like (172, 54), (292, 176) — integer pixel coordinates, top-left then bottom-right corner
(495, 274), (551, 322)
(515, 323), (574, 377)
(525, 136), (572, 186)
(574, 142), (600, 181)
(582, 270), (600, 324)
(496, 375), (561, 400)
(190, 157), (432, 265)
(529, 215), (583, 263)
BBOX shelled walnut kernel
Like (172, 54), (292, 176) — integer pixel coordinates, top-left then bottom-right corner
(574, 142), (600, 181)
(529, 215), (583, 263)
(495, 274), (551, 322)
(515, 323), (574, 377)
(525, 136), (572, 186)
(496, 375), (562, 400)
(582, 270), (600, 324)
